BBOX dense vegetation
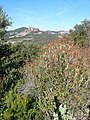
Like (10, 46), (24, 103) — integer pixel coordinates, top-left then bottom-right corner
(0, 7), (90, 120)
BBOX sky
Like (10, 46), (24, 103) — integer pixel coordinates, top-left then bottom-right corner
(0, 0), (90, 31)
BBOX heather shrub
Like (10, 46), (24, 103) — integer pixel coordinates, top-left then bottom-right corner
(28, 40), (89, 119)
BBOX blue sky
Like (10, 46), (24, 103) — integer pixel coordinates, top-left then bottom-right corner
(0, 0), (90, 31)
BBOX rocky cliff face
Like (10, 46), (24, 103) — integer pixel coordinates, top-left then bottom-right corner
(28, 27), (39, 32)
(7, 27), (40, 38)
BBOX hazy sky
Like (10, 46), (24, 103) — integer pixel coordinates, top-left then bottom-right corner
(0, 0), (90, 31)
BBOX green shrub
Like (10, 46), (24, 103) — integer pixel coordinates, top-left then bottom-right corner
(0, 88), (40, 120)
(0, 42), (41, 120)
(0, 42), (40, 99)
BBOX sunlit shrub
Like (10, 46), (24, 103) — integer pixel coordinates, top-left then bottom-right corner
(28, 39), (89, 119)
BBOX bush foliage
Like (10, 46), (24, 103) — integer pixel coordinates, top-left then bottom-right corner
(26, 40), (89, 119)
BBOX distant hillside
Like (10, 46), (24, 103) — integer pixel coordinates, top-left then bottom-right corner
(14, 27), (28, 33)
(5, 27), (69, 44)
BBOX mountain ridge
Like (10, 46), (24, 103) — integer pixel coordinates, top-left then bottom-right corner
(5, 27), (69, 43)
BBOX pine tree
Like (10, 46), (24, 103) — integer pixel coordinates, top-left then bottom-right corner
(0, 6), (12, 41)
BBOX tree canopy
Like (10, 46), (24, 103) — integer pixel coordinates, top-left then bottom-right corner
(69, 19), (90, 47)
(0, 6), (12, 41)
